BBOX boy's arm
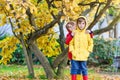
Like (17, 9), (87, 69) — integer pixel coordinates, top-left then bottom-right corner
(86, 30), (94, 38)
(69, 39), (74, 53)
(87, 35), (93, 53)
(65, 34), (73, 45)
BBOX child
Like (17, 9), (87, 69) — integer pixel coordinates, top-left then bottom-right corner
(65, 21), (76, 61)
(65, 21), (93, 63)
(69, 16), (93, 80)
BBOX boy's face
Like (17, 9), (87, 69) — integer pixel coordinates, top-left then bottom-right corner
(78, 21), (85, 30)
(67, 23), (76, 31)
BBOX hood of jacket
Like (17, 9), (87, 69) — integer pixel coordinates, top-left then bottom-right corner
(76, 16), (87, 32)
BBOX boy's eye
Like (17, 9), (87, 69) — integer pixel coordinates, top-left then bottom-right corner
(82, 23), (85, 24)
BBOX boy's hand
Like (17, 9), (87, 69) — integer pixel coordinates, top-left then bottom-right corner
(71, 31), (75, 37)
(86, 30), (91, 34)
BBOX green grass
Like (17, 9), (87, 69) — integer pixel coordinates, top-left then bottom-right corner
(0, 65), (71, 80)
(0, 65), (119, 80)
(0, 65), (101, 80)
(0, 64), (46, 79)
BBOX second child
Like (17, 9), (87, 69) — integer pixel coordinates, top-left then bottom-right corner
(69, 16), (93, 80)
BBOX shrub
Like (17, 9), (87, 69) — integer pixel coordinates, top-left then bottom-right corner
(88, 38), (120, 66)
(10, 44), (25, 64)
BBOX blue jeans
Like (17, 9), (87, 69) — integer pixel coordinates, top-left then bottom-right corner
(71, 60), (88, 76)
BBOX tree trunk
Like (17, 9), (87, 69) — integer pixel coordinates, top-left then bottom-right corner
(8, 13), (35, 78)
(109, 30), (114, 38)
(21, 39), (35, 77)
(88, 0), (112, 29)
(114, 24), (117, 38)
(29, 42), (56, 79)
(58, 20), (65, 51)
(52, 47), (68, 69)
(55, 20), (68, 77)
(57, 55), (68, 77)
(27, 47), (34, 77)
(94, 12), (120, 35)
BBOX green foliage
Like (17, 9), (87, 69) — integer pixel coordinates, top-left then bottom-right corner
(88, 38), (120, 66)
(39, 75), (47, 79)
(104, 65), (118, 72)
(0, 35), (6, 40)
(47, 56), (55, 65)
(108, 7), (116, 16)
(9, 44), (25, 64)
(9, 44), (56, 65)
(27, 75), (35, 79)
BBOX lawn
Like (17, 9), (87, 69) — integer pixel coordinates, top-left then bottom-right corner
(0, 65), (120, 80)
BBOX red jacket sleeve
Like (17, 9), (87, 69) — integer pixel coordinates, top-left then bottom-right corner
(65, 33), (73, 45)
(89, 31), (94, 38)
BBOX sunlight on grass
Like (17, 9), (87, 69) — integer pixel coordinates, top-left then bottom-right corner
(0, 65), (120, 80)
(0, 65), (46, 79)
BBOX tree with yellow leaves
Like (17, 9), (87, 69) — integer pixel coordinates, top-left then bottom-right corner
(0, 0), (120, 79)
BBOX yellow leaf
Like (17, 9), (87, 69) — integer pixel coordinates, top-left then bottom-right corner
(22, 8), (26, 14)
(15, 13), (21, 19)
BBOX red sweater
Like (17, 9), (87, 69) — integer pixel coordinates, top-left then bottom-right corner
(65, 31), (93, 60)
(65, 32), (73, 60)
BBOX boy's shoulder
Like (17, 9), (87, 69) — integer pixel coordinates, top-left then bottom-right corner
(66, 32), (72, 36)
